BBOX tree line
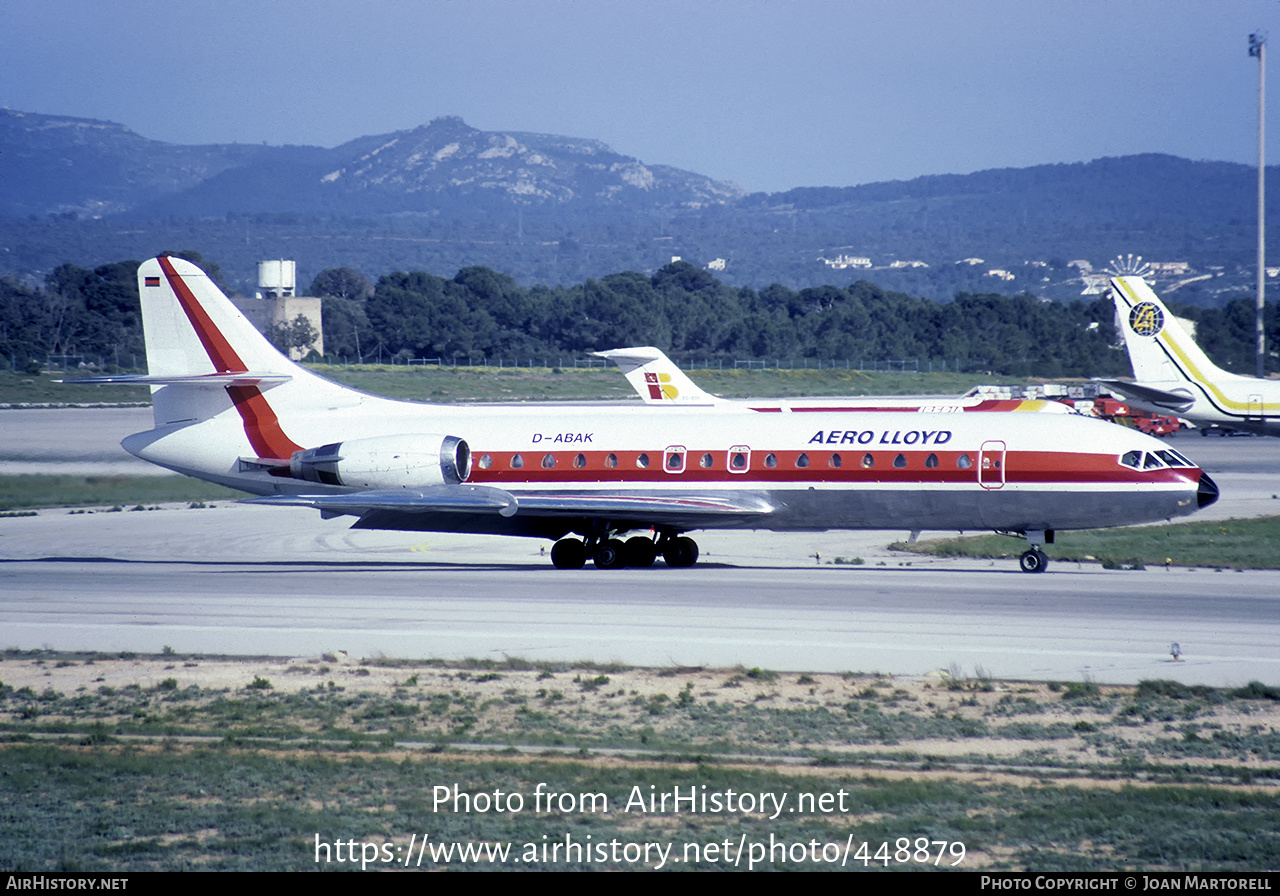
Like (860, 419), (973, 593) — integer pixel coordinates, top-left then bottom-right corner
(3, 254), (1275, 378)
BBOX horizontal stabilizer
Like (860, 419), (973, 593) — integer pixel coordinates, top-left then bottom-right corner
(1096, 379), (1196, 414)
(63, 372), (292, 387)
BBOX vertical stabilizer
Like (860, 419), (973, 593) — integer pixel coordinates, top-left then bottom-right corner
(1109, 276), (1241, 386)
(593, 346), (723, 405)
(136, 256), (355, 441)
(140, 256), (293, 379)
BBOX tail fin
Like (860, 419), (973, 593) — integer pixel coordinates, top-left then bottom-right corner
(593, 346), (723, 405)
(139, 256), (297, 379)
(1109, 276), (1243, 387)
(133, 256), (354, 455)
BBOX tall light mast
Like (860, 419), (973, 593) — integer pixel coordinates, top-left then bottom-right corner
(1250, 31), (1267, 379)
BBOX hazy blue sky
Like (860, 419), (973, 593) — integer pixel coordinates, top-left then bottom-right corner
(7, 0), (1280, 193)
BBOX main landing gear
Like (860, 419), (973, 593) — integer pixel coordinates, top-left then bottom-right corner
(549, 530), (699, 570)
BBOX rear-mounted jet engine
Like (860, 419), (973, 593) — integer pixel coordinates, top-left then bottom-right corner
(290, 435), (471, 489)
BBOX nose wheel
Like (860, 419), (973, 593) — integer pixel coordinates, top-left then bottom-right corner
(1019, 548), (1049, 574)
(999, 528), (1052, 573)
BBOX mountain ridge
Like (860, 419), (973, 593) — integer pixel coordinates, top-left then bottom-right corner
(2, 107), (1276, 304)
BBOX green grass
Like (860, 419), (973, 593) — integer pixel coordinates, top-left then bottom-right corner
(892, 516), (1280, 570)
(308, 363), (1006, 402)
(3, 656), (1279, 871)
(0, 475), (241, 511)
(7, 364), (1030, 406)
(0, 370), (150, 406)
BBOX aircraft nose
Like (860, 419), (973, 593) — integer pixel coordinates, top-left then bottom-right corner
(1197, 472), (1219, 509)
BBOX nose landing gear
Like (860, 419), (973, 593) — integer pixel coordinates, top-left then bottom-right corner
(1017, 528), (1052, 574)
(1018, 548), (1049, 574)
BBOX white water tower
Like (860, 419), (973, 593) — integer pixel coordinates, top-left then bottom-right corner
(257, 259), (296, 299)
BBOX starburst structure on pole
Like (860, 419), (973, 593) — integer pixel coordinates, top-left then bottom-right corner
(1107, 254), (1151, 278)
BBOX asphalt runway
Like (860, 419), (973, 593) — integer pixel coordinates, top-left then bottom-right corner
(2, 408), (1279, 685)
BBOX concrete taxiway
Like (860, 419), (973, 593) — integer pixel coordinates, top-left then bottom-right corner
(2, 409), (1279, 685)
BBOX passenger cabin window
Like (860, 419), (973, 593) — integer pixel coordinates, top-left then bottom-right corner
(699, 453), (714, 468)
(861, 453), (874, 469)
(664, 447), (686, 473)
(893, 453), (907, 469)
(796, 453), (810, 468)
(764, 453), (778, 468)
(605, 453), (618, 468)
(728, 446), (750, 473)
(956, 454), (972, 469)
(542, 454), (556, 469)
(828, 453), (842, 468)
(478, 454), (492, 470)
(925, 453), (939, 469)
(511, 454), (524, 469)
(573, 453), (586, 468)
(636, 453), (650, 469)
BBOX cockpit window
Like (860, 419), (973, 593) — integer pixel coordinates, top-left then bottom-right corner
(1120, 450), (1143, 469)
(1157, 449), (1194, 467)
(1142, 452), (1166, 470)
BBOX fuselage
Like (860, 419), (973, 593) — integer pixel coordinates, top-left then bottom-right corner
(124, 388), (1213, 538)
(100, 257), (1219, 570)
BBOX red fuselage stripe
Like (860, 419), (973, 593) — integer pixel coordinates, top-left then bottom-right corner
(225, 386), (304, 459)
(467, 448), (1200, 487)
(159, 256), (247, 374)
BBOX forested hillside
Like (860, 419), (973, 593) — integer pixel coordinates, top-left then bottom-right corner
(6, 256), (1276, 379)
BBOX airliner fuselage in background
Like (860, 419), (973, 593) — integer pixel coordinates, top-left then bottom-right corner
(595, 345), (1073, 415)
(79, 257), (1219, 573)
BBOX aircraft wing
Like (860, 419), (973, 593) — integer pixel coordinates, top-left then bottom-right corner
(245, 485), (774, 525)
(1095, 379), (1196, 414)
(245, 485), (520, 518)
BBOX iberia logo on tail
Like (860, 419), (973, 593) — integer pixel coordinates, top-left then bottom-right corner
(644, 372), (680, 400)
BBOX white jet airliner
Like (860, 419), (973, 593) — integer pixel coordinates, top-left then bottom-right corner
(594, 345), (1072, 416)
(78, 256), (1219, 573)
(1105, 276), (1280, 436)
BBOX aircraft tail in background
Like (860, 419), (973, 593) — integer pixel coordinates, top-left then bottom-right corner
(1104, 276), (1280, 434)
(591, 346), (724, 405)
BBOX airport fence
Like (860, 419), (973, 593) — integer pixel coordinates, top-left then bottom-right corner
(37, 354), (991, 376)
(317, 356), (938, 373)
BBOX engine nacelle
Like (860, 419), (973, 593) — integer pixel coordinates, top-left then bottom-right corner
(290, 434), (471, 489)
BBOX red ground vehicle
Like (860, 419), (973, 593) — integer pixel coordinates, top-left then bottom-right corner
(1061, 397), (1182, 436)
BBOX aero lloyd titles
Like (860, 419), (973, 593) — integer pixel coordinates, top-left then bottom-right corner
(808, 429), (952, 446)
